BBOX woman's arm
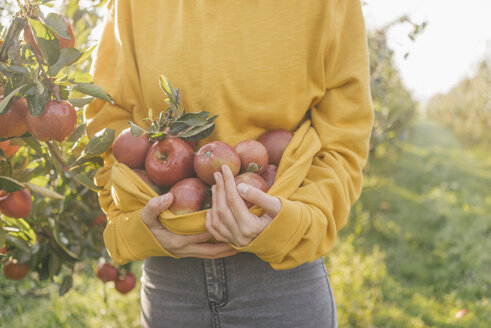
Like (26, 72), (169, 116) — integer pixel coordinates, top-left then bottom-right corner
(207, 0), (374, 269)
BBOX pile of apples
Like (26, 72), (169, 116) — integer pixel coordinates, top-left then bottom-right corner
(113, 128), (293, 214)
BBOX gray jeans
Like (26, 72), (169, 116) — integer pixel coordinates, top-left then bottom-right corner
(140, 252), (337, 328)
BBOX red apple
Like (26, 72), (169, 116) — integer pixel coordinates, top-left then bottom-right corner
(260, 164), (278, 189)
(133, 169), (163, 194)
(234, 172), (268, 208)
(169, 178), (208, 215)
(0, 189), (32, 219)
(194, 141), (241, 185)
(91, 214), (106, 227)
(57, 16), (76, 49)
(23, 25), (43, 58)
(113, 128), (152, 169)
(0, 98), (29, 138)
(0, 140), (20, 157)
(96, 263), (118, 282)
(0, 244), (6, 254)
(455, 309), (468, 319)
(115, 272), (136, 294)
(145, 137), (195, 188)
(258, 129), (293, 166)
(26, 100), (77, 142)
(235, 140), (269, 174)
(3, 260), (29, 280)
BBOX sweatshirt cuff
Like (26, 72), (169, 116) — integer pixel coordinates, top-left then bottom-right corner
(105, 209), (178, 264)
(232, 196), (305, 262)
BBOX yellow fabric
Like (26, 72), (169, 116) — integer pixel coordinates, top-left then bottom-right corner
(84, 0), (374, 269)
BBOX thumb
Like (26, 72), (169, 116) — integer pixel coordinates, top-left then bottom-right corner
(141, 193), (174, 224)
(237, 183), (282, 215)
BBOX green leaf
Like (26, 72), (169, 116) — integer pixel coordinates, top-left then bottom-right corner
(70, 171), (102, 191)
(168, 121), (189, 135)
(48, 48), (82, 76)
(73, 83), (113, 103)
(22, 137), (44, 155)
(67, 97), (94, 108)
(159, 75), (174, 98)
(0, 230), (6, 248)
(59, 275), (73, 296)
(66, 123), (86, 142)
(0, 63), (29, 77)
(76, 45), (96, 65)
(5, 234), (30, 252)
(0, 176), (25, 192)
(53, 229), (80, 260)
(28, 18), (60, 66)
(25, 84), (50, 117)
(81, 128), (115, 158)
(0, 84), (29, 114)
(43, 13), (71, 39)
(48, 253), (62, 277)
(26, 182), (64, 200)
(129, 122), (147, 137)
(177, 112), (209, 127)
(178, 122), (215, 142)
(246, 162), (260, 173)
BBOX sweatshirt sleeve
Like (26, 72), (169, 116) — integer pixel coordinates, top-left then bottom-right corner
(235, 0), (374, 269)
(84, 0), (173, 264)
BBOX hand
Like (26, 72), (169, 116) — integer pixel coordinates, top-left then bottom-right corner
(205, 165), (282, 247)
(141, 193), (238, 259)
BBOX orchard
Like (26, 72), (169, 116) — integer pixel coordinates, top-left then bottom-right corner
(0, 0), (121, 296)
(0, 0), (292, 297)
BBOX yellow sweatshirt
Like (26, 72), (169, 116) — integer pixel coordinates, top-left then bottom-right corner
(85, 0), (373, 269)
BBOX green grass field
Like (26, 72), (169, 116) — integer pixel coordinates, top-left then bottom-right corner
(1, 119), (490, 327)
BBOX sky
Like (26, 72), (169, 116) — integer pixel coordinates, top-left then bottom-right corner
(363, 0), (491, 101)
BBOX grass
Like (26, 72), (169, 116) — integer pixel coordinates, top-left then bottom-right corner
(1, 118), (490, 327)
(327, 119), (491, 327)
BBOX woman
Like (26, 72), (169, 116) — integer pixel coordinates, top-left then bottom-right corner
(85, 0), (373, 327)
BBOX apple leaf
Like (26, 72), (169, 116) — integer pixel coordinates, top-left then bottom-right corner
(68, 97), (94, 108)
(129, 122), (147, 137)
(0, 176), (25, 192)
(0, 84), (28, 114)
(168, 121), (189, 135)
(72, 83), (113, 104)
(49, 48), (82, 76)
(70, 171), (102, 192)
(80, 128), (115, 158)
(178, 122), (215, 141)
(28, 18), (60, 66)
(0, 63), (29, 77)
(59, 275), (73, 296)
(43, 13), (71, 39)
(66, 123), (86, 143)
(25, 83), (50, 116)
(48, 253), (62, 277)
(177, 112), (209, 127)
(26, 182), (64, 200)
(246, 162), (260, 173)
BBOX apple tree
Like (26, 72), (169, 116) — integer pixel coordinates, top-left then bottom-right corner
(0, 0), (116, 295)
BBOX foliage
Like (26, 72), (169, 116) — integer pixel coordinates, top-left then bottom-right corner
(328, 120), (491, 327)
(427, 59), (491, 148)
(0, 0), (114, 294)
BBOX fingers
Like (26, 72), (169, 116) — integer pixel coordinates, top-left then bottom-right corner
(221, 165), (250, 223)
(141, 193), (174, 228)
(210, 172), (241, 238)
(237, 183), (282, 215)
